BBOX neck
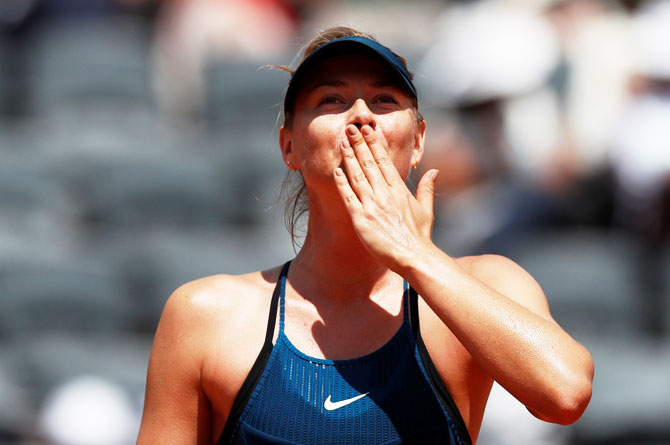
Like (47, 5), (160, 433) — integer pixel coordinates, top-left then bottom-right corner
(290, 192), (400, 303)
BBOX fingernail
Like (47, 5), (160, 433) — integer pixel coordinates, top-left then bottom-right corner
(346, 125), (357, 136)
(361, 126), (372, 136)
(335, 167), (344, 177)
(430, 169), (439, 180)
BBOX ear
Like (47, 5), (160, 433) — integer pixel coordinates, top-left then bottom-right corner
(410, 119), (426, 168)
(279, 126), (299, 170)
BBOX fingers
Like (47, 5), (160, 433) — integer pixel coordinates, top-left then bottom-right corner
(340, 139), (373, 199)
(334, 167), (362, 214)
(356, 125), (405, 187)
(416, 169), (439, 214)
(345, 125), (387, 189)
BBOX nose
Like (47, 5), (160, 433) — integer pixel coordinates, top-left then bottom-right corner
(348, 99), (376, 131)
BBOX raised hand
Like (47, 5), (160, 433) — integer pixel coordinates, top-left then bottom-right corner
(333, 123), (439, 270)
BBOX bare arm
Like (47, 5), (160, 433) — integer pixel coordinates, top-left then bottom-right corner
(405, 250), (593, 424)
(334, 123), (594, 425)
(137, 283), (212, 444)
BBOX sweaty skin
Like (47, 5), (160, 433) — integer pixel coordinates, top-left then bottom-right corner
(334, 121), (593, 427)
(137, 54), (594, 445)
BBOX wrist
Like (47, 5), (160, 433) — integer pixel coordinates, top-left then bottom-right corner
(396, 238), (445, 278)
(396, 241), (465, 310)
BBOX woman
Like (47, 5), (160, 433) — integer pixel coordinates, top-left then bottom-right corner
(137, 27), (594, 444)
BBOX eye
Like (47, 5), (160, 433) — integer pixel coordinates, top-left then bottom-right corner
(374, 94), (399, 105)
(318, 95), (344, 106)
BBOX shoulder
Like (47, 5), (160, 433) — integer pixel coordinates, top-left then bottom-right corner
(139, 267), (283, 443)
(160, 267), (282, 331)
(153, 266), (283, 359)
(455, 254), (551, 317)
(147, 266), (284, 382)
(455, 254), (536, 289)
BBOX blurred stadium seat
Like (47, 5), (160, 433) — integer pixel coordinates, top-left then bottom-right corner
(0, 155), (79, 235)
(73, 156), (233, 229)
(99, 224), (293, 331)
(25, 15), (152, 115)
(1, 332), (150, 443)
(0, 257), (132, 337)
(7, 332), (150, 404)
(572, 336), (670, 443)
(504, 228), (641, 337)
(214, 128), (286, 225)
(0, 356), (32, 441)
(205, 60), (288, 131)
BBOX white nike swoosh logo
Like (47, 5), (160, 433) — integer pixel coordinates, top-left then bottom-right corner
(324, 393), (369, 411)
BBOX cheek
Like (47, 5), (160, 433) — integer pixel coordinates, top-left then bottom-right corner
(295, 117), (344, 167)
(379, 120), (418, 171)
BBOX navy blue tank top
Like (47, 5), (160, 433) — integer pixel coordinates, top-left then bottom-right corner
(218, 262), (471, 444)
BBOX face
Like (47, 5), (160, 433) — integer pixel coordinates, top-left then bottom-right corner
(280, 54), (425, 190)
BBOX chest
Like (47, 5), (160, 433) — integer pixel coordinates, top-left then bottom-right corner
(226, 322), (464, 444)
(282, 303), (406, 361)
(202, 293), (486, 444)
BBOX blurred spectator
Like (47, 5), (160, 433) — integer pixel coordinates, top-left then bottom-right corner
(547, 0), (635, 178)
(611, 0), (670, 233)
(152, 0), (299, 121)
(0, 0), (39, 119)
(38, 375), (140, 445)
(417, 0), (571, 254)
(301, 0), (439, 55)
(420, 0), (560, 109)
(609, 0), (670, 335)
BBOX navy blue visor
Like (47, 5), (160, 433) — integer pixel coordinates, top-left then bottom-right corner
(283, 36), (418, 115)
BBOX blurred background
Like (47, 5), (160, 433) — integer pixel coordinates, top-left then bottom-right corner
(0, 0), (668, 443)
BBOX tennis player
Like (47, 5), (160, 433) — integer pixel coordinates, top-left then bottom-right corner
(137, 27), (594, 444)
